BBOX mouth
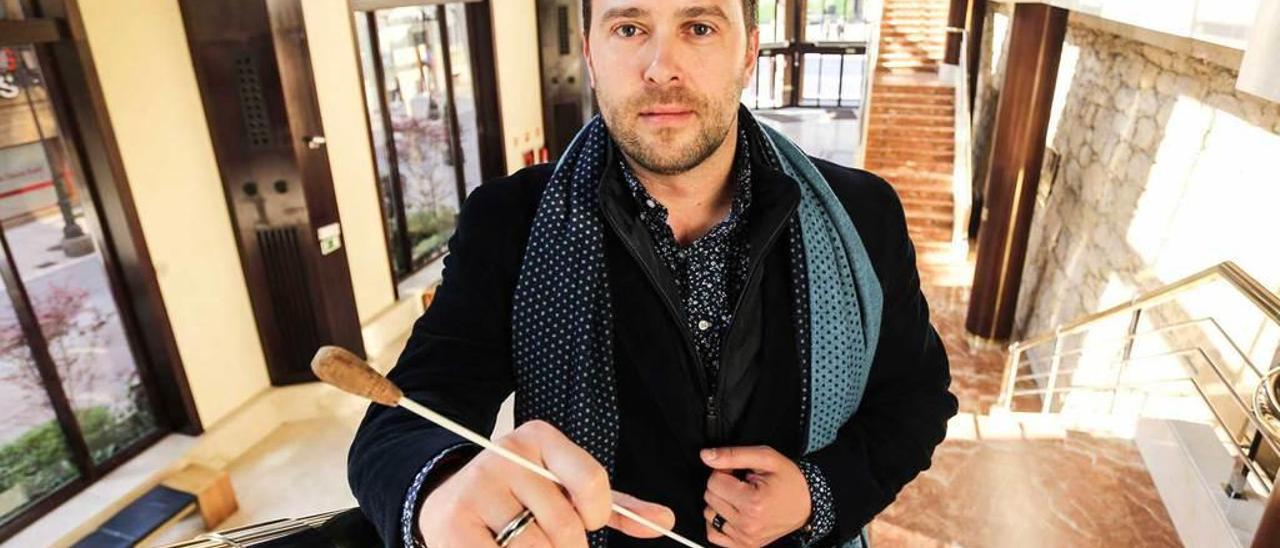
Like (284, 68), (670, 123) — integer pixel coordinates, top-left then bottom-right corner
(639, 106), (695, 125)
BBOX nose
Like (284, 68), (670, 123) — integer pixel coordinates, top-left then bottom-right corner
(641, 37), (681, 87)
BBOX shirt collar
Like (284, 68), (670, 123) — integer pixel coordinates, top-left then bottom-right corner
(613, 126), (754, 232)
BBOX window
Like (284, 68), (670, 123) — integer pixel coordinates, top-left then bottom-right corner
(743, 0), (870, 109)
(0, 2), (186, 540)
(354, 1), (499, 296)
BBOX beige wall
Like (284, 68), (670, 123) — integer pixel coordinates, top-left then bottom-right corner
(300, 0), (397, 324)
(76, 0), (270, 427)
(491, 0), (546, 173)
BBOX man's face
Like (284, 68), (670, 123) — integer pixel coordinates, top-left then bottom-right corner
(584, 0), (759, 175)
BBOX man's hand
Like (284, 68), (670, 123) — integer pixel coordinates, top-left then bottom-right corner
(418, 420), (675, 547)
(700, 445), (812, 547)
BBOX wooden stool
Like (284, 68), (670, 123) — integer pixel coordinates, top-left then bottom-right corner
(161, 464), (238, 528)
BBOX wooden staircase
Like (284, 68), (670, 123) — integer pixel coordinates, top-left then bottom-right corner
(864, 0), (957, 245)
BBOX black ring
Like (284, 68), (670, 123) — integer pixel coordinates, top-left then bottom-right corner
(711, 513), (726, 533)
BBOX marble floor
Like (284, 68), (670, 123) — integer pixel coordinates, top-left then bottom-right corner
(752, 107), (861, 168)
(866, 247), (1183, 547)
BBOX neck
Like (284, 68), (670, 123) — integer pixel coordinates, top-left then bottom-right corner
(620, 117), (741, 245)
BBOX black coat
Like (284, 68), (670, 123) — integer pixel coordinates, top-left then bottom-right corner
(347, 137), (959, 547)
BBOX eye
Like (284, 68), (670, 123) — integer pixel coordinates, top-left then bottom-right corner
(690, 23), (715, 36)
(615, 24), (641, 38)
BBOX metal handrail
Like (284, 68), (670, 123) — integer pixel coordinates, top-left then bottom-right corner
(999, 260), (1280, 498)
(1009, 261), (1280, 352)
(1003, 261), (1274, 407)
(1012, 316), (1264, 382)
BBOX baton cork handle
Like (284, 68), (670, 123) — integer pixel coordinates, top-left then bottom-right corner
(311, 345), (403, 407)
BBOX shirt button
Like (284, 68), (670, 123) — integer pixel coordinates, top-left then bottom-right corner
(697, 320), (711, 331)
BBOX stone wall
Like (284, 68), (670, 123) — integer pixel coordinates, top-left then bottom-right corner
(1007, 17), (1280, 409)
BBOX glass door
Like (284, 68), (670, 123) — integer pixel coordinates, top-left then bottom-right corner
(354, 2), (484, 290)
(743, 0), (870, 109)
(0, 39), (161, 539)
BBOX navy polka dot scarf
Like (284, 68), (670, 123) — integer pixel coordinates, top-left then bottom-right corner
(512, 109), (882, 548)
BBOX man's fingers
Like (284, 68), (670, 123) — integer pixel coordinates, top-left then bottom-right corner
(702, 506), (747, 547)
(605, 490), (676, 538)
(703, 489), (742, 523)
(706, 470), (755, 504)
(701, 445), (780, 471)
(450, 515), (503, 548)
(507, 466), (588, 548)
(504, 521), (552, 548)
(520, 420), (614, 530)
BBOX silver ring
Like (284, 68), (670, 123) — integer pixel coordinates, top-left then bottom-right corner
(495, 508), (537, 547)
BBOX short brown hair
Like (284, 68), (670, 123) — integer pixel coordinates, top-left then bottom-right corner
(582, 0), (758, 35)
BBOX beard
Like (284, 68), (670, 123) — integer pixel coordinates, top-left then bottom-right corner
(598, 74), (745, 176)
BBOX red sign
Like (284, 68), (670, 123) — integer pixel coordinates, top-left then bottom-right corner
(0, 48), (16, 74)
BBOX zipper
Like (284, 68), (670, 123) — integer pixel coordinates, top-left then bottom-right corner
(599, 174), (800, 444)
(704, 395), (718, 435)
(708, 197), (800, 441)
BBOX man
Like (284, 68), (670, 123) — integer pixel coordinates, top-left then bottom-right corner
(347, 0), (957, 546)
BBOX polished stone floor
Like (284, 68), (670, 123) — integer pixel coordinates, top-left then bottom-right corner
(866, 245), (1183, 547)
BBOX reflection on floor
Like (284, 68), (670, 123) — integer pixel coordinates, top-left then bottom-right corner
(752, 107), (860, 167)
(867, 246), (1182, 547)
(146, 413), (365, 546)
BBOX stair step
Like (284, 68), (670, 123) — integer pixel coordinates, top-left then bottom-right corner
(879, 38), (947, 48)
(865, 160), (954, 177)
(890, 189), (954, 203)
(883, 8), (951, 16)
(870, 102), (954, 117)
(871, 92), (954, 107)
(878, 52), (944, 63)
(868, 124), (955, 136)
(877, 66), (945, 75)
(878, 24), (947, 34)
(880, 172), (953, 187)
(880, 21), (947, 29)
(902, 197), (954, 215)
(867, 138), (955, 154)
(868, 134), (953, 148)
(866, 137), (954, 149)
(872, 82), (954, 95)
(868, 132), (954, 145)
(879, 42), (947, 53)
(907, 226), (954, 242)
(879, 41), (948, 51)
(880, 36), (947, 45)
(867, 134), (955, 149)
(882, 175), (953, 190)
(866, 112), (953, 126)
(880, 59), (941, 67)
(905, 206), (954, 221)
(866, 148), (954, 164)
(873, 167), (954, 183)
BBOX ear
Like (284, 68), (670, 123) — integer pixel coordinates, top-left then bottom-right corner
(743, 27), (760, 88)
(582, 31), (597, 89)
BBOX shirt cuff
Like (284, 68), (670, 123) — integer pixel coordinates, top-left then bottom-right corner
(400, 442), (482, 547)
(796, 458), (837, 546)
